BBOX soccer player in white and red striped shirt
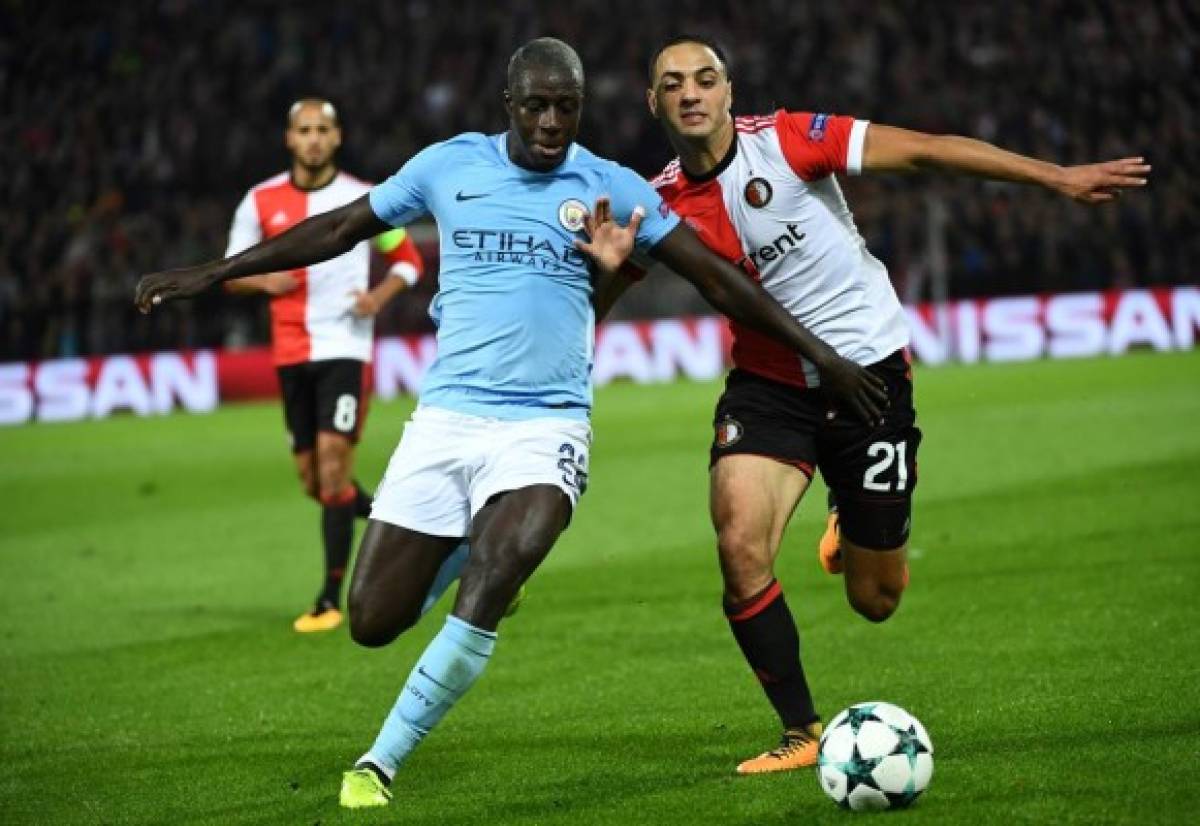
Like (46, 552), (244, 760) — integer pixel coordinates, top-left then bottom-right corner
(635, 35), (1149, 774)
(225, 98), (425, 633)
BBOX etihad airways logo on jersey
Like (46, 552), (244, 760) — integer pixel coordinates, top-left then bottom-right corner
(451, 229), (586, 271)
(740, 223), (807, 271)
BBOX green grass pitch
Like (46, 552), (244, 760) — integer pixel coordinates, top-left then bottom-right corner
(2, 350), (1198, 825)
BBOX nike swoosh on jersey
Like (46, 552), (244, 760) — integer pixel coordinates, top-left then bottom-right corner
(455, 191), (488, 201)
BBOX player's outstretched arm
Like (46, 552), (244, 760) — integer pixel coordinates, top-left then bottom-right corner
(649, 224), (889, 423)
(224, 272), (298, 297)
(590, 265), (637, 321)
(135, 195), (389, 313)
(576, 196), (643, 320)
(862, 124), (1150, 204)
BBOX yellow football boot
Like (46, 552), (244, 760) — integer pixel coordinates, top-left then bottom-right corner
(339, 768), (391, 808)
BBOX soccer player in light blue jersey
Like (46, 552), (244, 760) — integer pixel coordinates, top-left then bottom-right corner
(135, 37), (888, 808)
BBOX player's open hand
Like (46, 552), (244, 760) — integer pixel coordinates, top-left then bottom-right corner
(135, 265), (219, 314)
(1052, 157), (1150, 204)
(816, 353), (890, 425)
(575, 196), (643, 273)
(350, 289), (381, 318)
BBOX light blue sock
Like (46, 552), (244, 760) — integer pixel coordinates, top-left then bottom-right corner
(420, 541), (470, 616)
(359, 615), (496, 779)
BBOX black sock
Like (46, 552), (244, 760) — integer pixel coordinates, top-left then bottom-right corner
(352, 480), (373, 519)
(320, 501), (356, 607)
(725, 580), (819, 730)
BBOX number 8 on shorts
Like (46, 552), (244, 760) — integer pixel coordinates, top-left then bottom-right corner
(334, 394), (358, 433)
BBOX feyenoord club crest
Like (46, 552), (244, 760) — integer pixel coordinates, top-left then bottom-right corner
(558, 199), (587, 232)
(744, 177), (773, 208)
(715, 416), (744, 447)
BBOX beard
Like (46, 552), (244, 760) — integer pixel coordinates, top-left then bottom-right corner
(296, 150), (333, 172)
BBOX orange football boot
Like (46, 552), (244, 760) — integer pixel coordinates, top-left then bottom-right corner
(293, 601), (343, 633)
(736, 721), (824, 774)
(818, 510), (843, 574)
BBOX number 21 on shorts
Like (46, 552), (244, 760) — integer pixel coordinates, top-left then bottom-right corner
(863, 440), (908, 492)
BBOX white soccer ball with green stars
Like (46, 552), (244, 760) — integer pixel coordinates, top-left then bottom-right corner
(817, 701), (934, 811)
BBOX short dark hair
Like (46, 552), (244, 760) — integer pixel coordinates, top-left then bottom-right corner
(507, 37), (585, 92)
(647, 34), (731, 86)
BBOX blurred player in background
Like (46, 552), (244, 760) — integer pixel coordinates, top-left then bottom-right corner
(622, 35), (1150, 775)
(136, 37), (891, 808)
(224, 98), (425, 632)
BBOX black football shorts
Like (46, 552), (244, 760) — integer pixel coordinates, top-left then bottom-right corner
(710, 350), (922, 550)
(276, 359), (369, 453)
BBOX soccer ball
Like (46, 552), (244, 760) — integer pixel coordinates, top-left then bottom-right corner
(817, 702), (934, 811)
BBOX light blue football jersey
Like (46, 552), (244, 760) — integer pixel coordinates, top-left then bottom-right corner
(369, 132), (679, 420)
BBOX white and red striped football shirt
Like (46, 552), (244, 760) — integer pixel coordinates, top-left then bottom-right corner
(651, 110), (908, 388)
(226, 171), (423, 366)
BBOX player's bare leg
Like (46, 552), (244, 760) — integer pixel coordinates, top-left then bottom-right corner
(291, 447), (343, 631)
(712, 456), (807, 601)
(292, 449), (319, 501)
(353, 498), (529, 626)
(840, 537), (907, 623)
(347, 521), (463, 647)
(455, 484), (569, 630)
(345, 486), (569, 804)
(292, 432), (360, 631)
(316, 431), (354, 500)
(710, 455), (824, 774)
(294, 443), (373, 515)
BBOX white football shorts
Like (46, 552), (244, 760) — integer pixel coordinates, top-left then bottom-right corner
(370, 405), (591, 537)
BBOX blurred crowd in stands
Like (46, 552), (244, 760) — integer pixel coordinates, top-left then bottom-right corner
(4, 0), (1196, 360)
